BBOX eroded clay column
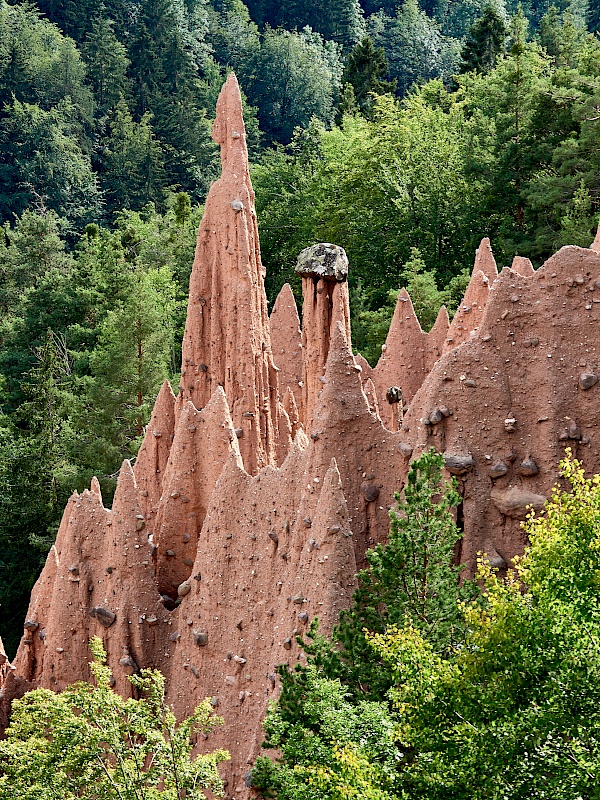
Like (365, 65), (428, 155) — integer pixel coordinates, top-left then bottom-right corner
(296, 243), (351, 427)
(179, 73), (280, 474)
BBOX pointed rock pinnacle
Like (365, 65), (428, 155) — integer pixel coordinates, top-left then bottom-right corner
(179, 73), (282, 474)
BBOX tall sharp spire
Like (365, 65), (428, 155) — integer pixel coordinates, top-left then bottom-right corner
(179, 73), (281, 473)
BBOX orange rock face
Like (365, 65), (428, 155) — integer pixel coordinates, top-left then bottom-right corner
(5, 76), (600, 800)
(405, 245), (600, 574)
(270, 283), (303, 418)
(179, 73), (281, 474)
(371, 288), (428, 429)
(443, 238), (498, 354)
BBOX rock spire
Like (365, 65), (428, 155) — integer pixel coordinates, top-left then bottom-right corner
(269, 283), (303, 419)
(179, 73), (280, 474)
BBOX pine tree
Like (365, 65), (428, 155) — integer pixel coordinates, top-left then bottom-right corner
(88, 264), (177, 443)
(35, 0), (98, 42)
(18, 330), (77, 523)
(100, 99), (165, 214)
(0, 100), (101, 229)
(325, 0), (365, 49)
(0, 210), (72, 314)
(293, 449), (478, 701)
(460, 3), (509, 73)
(590, 0), (600, 32)
(128, 18), (164, 118)
(556, 179), (596, 247)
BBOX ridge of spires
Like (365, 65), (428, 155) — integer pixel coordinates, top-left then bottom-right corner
(9, 68), (594, 797)
(153, 387), (242, 595)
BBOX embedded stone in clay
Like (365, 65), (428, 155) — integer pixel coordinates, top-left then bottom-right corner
(491, 487), (546, 519)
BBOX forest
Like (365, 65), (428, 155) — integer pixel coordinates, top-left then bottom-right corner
(0, 0), (599, 669)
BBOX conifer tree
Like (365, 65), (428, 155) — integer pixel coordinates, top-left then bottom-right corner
(336, 81), (359, 123)
(82, 14), (129, 116)
(340, 36), (395, 117)
(288, 449), (477, 702)
(460, 3), (509, 73)
(590, 0), (600, 32)
(101, 99), (165, 215)
(88, 263), (177, 443)
(400, 247), (446, 331)
(324, 0), (365, 49)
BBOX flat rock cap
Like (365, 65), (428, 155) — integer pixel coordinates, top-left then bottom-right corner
(295, 243), (349, 282)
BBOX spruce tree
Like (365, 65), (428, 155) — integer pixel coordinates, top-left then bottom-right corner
(100, 99), (165, 214)
(325, 0), (365, 49)
(461, 3), (508, 74)
(590, 0), (600, 32)
(82, 14), (129, 116)
(340, 35), (396, 117)
(88, 263), (177, 442)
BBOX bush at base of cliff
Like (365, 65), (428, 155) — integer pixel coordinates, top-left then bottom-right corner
(0, 637), (229, 799)
(251, 666), (397, 800)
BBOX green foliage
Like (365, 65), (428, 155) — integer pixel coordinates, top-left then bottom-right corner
(399, 247), (447, 331)
(82, 14), (130, 116)
(252, 666), (397, 800)
(0, 419), (65, 657)
(257, 453), (600, 800)
(328, 448), (476, 699)
(0, 1), (92, 117)
(368, 450), (600, 799)
(369, 0), (462, 97)
(88, 263), (178, 443)
(242, 0), (365, 48)
(0, 99), (101, 230)
(243, 26), (343, 145)
(0, 637), (229, 798)
(339, 35), (396, 118)
(0, 209), (71, 314)
(555, 177), (596, 246)
(255, 89), (481, 309)
(100, 100), (166, 217)
(352, 283), (399, 365)
(460, 3), (509, 73)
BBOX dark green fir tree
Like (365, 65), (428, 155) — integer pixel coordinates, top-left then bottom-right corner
(339, 36), (396, 118)
(460, 3), (509, 73)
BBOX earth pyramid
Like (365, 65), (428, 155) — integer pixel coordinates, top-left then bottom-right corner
(3, 74), (600, 798)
